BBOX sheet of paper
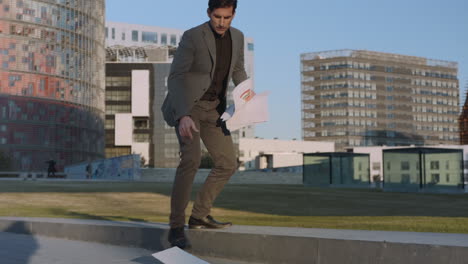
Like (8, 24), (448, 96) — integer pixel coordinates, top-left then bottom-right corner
(152, 247), (210, 264)
(226, 91), (269, 131)
(222, 78), (270, 131)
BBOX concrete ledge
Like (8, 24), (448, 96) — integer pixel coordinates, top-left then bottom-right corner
(1, 217), (468, 264)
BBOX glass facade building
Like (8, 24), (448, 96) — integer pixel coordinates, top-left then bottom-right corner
(303, 152), (370, 187)
(0, 0), (106, 171)
(383, 148), (464, 193)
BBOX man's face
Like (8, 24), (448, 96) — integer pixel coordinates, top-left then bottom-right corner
(207, 6), (235, 36)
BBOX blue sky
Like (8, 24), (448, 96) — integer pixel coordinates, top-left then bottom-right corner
(106, 0), (468, 140)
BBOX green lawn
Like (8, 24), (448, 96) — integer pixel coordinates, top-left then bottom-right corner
(1, 181), (468, 233)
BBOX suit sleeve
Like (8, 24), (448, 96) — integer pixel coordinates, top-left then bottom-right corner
(231, 33), (248, 86)
(167, 31), (195, 121)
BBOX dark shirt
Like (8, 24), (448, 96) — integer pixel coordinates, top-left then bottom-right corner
(200, 27), (232, 101)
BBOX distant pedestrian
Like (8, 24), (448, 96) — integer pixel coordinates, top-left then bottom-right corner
(86, 163), (92, 179)
(46, 160), (56, 177)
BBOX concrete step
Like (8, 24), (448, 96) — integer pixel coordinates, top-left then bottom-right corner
(0, 217), (467, 264)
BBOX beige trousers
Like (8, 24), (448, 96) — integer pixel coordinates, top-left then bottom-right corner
(169, 100), (237, 228)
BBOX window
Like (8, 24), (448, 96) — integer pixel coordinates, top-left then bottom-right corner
(386, 162), (391, 171)
(430, 161), (439, 170)
(247, 43), (254, 51)
(134, 119), (149, 129)
(105, 119), (115, 129)
(401, 174), (410, 184)
(142, 31), (157, 43)
(133, 133), (149, 142)
(111, 28), (115, 39)
(132, 30), (138, 41)
(386, 86), (393, 92)
(430, 174), (440, 184)
(161, 33), (167, 45)
(122, 32), (125, 41)
(105, 27), (108, 38)
(170, 34), (177, 46)
(401, 161), (410, 170)
(386, 67), (393, 73)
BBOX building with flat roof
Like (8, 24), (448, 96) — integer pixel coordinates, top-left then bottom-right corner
(0, 0), (106, 171)
(239, 138), (334, 171)
(301, 50), (460, 151)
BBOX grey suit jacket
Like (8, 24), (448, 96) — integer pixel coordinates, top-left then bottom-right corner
(161, 22), (248, 127)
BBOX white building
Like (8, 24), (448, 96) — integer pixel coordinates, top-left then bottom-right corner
(239, 138), (335, 171)
(106, 21), (184, 48)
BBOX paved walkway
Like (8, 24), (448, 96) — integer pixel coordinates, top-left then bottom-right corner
(0, 232), (253, 264)
(2, 217), (468, 264)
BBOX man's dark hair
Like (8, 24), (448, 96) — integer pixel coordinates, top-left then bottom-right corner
(208, 0), (237, 12)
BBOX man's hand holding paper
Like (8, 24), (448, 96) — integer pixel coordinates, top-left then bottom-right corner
(221, 79), (269, 131)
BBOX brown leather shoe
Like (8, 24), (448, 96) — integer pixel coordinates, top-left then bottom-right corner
(188, 215), (232, 229)
(168, 226), (191, 249)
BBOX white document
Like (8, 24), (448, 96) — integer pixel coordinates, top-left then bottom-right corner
(221, 78), (269, 131)
(152, 247), (210, 264)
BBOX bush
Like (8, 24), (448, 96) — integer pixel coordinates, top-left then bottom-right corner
(0, 150), (11, 171)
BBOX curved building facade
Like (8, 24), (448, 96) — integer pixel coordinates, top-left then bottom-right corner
(0, 0), (106, 171)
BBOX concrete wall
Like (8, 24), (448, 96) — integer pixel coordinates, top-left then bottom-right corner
(65, 154), (141, 180)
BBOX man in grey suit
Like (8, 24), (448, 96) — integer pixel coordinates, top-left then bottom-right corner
(161, 0), (248, 249)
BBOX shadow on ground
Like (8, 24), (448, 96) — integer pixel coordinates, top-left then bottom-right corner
(0, 222), (38, 263)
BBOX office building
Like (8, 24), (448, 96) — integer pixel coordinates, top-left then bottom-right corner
(105, 46), (174, 167)
(301, 50), (459, 151)
(0, 0), (106, 171)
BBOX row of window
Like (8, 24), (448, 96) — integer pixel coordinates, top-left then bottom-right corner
(105, 76), (131, 87)
(387, 160), (460, 171)
(318, 82), (376, 91)
(412, 97), (458, 106)
(318, 72), (372, 81)
(105, 90), (130, 101)
(105, 27), (255, 51)
(412, 106), (459, 115)
(105, 104), (130, 114)
(311, 61), (457, 80)
(106, 27), (179, 46)
(416, 89), (457, 97)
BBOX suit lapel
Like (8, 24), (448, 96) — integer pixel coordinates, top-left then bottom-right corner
(229, 28), (238, 78)
(202, 23), (216, 76)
